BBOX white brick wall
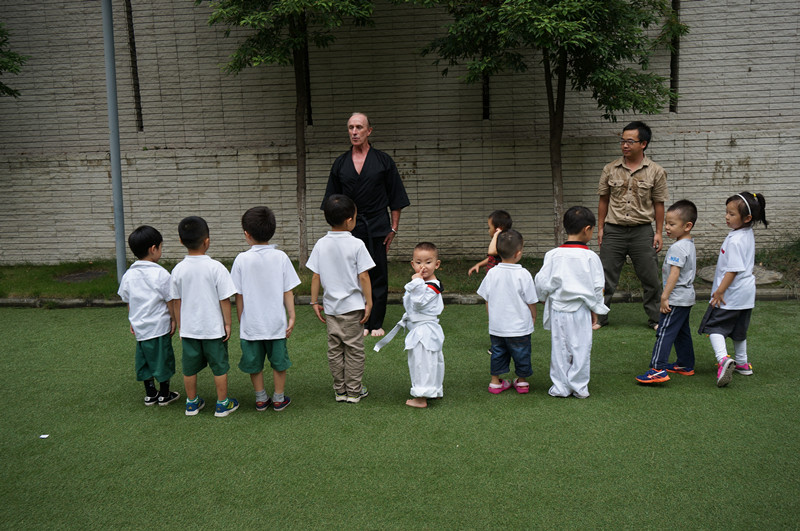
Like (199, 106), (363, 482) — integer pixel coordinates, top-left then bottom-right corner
(0, 0), (798, 265)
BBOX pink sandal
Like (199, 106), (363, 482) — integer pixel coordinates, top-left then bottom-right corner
(513, 378), (530, 394)
(488, 379), (512, 394)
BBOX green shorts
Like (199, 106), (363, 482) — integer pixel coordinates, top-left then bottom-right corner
(181, 337), (229, 377)
(135, 333), (176, 383)
(239, 338), (292, 374)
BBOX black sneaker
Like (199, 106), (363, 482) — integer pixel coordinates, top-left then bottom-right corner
(144, 394), (159, 406)
(158, 391), (181, 406)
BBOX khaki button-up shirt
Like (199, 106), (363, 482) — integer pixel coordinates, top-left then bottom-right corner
(598, 155), (668, 226)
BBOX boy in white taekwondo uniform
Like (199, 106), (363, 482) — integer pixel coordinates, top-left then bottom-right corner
(375, 242), (444, 408)
(535, 206), (609, 399)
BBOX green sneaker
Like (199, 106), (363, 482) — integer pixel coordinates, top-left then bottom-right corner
(346, 386), (369, 404)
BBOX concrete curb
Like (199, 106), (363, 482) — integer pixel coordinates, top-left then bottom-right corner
(2, 287), (795, 309)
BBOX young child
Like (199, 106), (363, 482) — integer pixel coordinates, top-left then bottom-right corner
(307, 194), (375, 403)
(170, 216), (239, 417)
(374, 242), (445, 408)
(468, 210), (513, 275)
(699, 192), (768, 388)
(477, 229), (538, 394)
(535, 206), (609, 399)
(231, 206), (300, 412)
(636, 200), (698, 384)
(117, 225), (180, 407)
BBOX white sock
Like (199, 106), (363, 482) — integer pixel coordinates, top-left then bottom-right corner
(709, 334), (729, 363)
(733, 340), (748, 365)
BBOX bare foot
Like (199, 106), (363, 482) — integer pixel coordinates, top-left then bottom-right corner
(592, 323), (603, 330)
(363, 329), (369, 337)
(371, 328), (385, 337)
(405, 397), (427, 408)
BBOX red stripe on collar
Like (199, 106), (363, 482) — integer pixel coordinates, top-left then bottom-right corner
(559, 242), (590, 249)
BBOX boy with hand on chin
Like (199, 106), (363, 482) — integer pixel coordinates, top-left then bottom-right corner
(170, 216), (239, 417)
(535, 206), (609, 399)
(307, 195), (375, 404)
(375, 242), (445, 408)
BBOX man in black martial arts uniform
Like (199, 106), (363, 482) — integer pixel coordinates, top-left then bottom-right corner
(322, 112), (410, 337)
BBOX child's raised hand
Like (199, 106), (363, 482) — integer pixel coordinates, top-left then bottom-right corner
(467, 264), (479, 276)
(412, 272), (423, 281)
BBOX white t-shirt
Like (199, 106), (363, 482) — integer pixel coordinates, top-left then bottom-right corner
(711, 227), (755, 309)
(170, 255), (237, 339)
(306, 231), (375, 316)
(662, 238), (696, 307)
(477, 263), (539, 337)
(117, 260), (173, 341)
(231, 245), (301, 340)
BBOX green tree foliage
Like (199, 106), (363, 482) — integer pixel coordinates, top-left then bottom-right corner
(410, 0), (687, 243)
(0, 22), (29, 98)
(197, 0), (374, 264)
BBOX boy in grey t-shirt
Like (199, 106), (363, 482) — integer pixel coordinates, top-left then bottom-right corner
(636, 200), (698, 384)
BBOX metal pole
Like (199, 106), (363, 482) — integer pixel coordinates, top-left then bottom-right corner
(102, 0), (127, 283)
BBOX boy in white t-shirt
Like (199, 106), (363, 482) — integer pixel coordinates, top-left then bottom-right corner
(118, 225), (180, 407)
(535, 206), (609, 399)
(170, 216), (239, 418)
(307, 194), (375, 403)
(477, 229), (538, 395)
(231, 206), (301, 412)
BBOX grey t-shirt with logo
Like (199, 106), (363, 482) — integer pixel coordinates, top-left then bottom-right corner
(663, 238), (696, 307)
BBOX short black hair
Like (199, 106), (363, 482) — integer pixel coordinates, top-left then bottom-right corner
(668, 200), (698, 226)
(563, 206), (596, 235)
(178, 216), (209, 250)
(414, 241), (438, 258)
(496, 229), (523, 260)
(622, 121), (652, 149)
(489, 210), (513, 231)
(128, 225), (163, 259)
(242, 206), (276, 243)
(323, 194), (356, 227)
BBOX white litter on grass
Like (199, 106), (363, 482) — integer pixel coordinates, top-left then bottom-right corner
(39, 434), (49, 439)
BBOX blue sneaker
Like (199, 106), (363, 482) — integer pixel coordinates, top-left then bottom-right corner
(635, 368), (670, 384)
(273, 396), (291, 411)
(214, 397), (239, 417)
(185, 397), (205, 416)
(665, 363), (695, 376)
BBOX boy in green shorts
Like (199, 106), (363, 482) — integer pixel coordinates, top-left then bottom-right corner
(231, 206), (301, 412)
(118, 225), (180, 407)
(170, 216), (240, 417)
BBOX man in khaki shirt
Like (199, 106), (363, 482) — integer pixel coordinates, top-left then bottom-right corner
(596, 121), (668, 329)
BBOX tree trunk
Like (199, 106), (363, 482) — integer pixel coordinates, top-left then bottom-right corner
(543, 50), (567, 246)
(291, 15), (309, 267)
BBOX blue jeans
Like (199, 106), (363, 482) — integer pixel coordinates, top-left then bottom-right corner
(490, 334), (533, 378)
(649, 305), (695, 369)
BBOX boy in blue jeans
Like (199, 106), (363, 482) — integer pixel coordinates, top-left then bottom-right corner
(307, 194), (375, 403)
(170, 216), (239, 417)
(118, 225), (180, 406)
(477, 229), (538, 394)
(232, 206), (301, 411)
(636, 200), (697, 384)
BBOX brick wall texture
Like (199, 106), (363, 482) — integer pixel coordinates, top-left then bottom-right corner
(1, 0), (798, 265)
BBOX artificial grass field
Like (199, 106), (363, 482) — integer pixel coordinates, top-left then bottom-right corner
(2, 302), (799, 529)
